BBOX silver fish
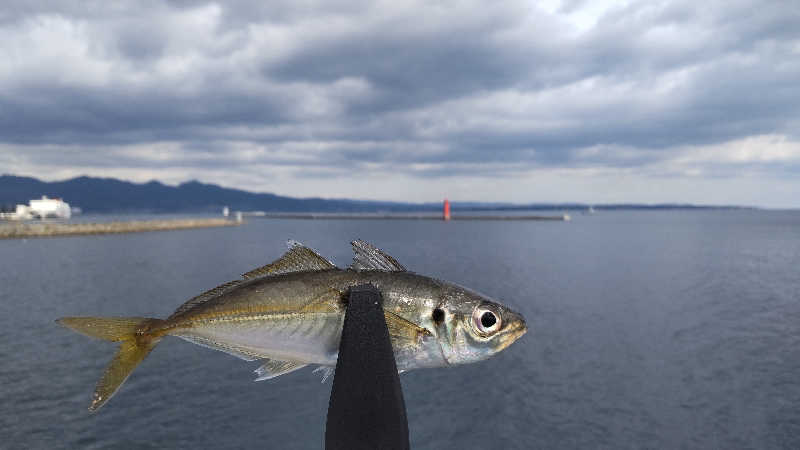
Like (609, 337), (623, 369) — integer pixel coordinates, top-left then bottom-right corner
(57, 240), (527, 411)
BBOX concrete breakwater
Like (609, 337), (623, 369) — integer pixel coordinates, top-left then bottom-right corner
(256, 213), (571, 221)
(0, 218), (240, 239)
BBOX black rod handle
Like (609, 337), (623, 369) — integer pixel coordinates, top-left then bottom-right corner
(325, 284), (410, 450)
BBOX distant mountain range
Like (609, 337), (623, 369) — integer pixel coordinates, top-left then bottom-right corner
(0, 174), (747, 213)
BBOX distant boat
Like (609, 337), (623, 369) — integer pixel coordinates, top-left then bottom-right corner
(29, 196), (71, 219)
(583, 206), (596, 215)
(0, 196), (71, 220)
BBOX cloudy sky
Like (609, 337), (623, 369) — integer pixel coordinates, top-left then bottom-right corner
(1, 1), (799, 207)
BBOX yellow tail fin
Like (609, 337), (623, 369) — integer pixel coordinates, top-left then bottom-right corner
(57, 316), (164, 412)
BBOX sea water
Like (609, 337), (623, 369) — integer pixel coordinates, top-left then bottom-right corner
(1, 210), (799, 449)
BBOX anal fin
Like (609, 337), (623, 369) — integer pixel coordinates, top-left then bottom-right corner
(254, 359), (307, 381)
(313, 365), (335, 383)
(175, 335), (266, 361)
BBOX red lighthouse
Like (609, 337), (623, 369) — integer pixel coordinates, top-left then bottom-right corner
(443, 199), (451, 221)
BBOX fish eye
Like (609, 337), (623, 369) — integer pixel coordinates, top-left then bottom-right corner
(432, 308), (445, 323)
(473, 307), (501, 335)
(481, 311), (496, 328)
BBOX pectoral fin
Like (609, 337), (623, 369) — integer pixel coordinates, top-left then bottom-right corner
(383, 311), (431, 348)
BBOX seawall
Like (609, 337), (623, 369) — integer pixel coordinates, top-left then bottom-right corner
(254, 213), (571, 221)
(0, 218), (240, 239)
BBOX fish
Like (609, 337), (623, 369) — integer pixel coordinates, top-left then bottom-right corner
(57, 240), (527, 412)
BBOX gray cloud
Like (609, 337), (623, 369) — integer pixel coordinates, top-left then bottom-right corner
(1, 0), (799, 206)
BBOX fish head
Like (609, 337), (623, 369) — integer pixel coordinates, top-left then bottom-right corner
(434, 283), (527, 365)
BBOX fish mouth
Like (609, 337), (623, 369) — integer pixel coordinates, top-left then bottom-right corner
(496, 314), (527, 350)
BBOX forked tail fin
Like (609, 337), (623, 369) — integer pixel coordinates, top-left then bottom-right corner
(56, 316), (164, 412)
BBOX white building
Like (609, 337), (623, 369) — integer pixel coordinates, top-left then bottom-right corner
(28, 196), (71, 219)
(0, 204), (31, 220)
(15, 204), (33, 220)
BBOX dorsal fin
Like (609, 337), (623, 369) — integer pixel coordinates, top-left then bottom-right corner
(168, 280), (243, 320)
(349, 240), (406, 272)
(242, 240), (336, 279)
(169, 241), (335, 319)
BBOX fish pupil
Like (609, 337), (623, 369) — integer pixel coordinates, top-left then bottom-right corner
(480, 312), (496, 328)
(432, 308), (445, 323)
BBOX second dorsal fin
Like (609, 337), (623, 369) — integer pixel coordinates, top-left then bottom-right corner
(242, 240), (336, 279)
(349, 240), (406, 272)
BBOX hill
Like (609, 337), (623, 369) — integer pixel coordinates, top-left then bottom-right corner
(0, 175), (428, 213)
(0, 174), (747, 213)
